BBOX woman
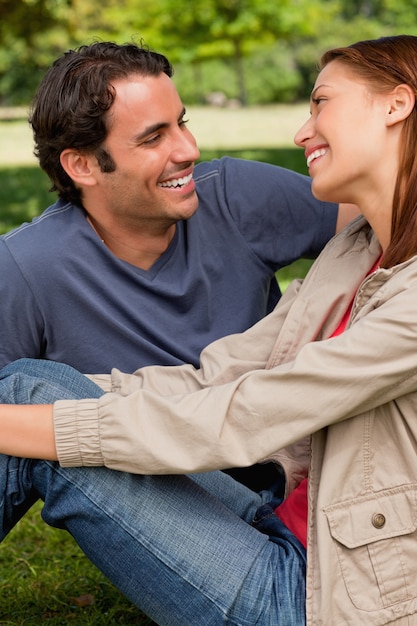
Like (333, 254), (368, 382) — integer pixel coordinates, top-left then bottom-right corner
(2, 35), (417, 624)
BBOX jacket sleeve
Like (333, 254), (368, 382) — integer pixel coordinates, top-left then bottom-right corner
(54, 273), (417, 475)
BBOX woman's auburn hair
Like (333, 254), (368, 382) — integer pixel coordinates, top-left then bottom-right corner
(321, 35), (417, 268)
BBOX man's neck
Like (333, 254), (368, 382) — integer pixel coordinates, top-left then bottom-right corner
(86, 215), (176, 271)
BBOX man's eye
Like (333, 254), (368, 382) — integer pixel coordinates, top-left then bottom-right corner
(144, 135), (160, 145)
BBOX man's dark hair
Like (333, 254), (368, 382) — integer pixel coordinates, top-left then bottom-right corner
(29, 41), (173, 205)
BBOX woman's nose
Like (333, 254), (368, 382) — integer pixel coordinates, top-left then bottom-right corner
(294, 117), (314, 147)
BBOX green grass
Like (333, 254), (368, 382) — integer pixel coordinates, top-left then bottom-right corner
(0, 501), (152, 624)
(0, 147), (311, 624)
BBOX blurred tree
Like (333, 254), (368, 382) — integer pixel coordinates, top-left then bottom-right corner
(0, 0), (71, 104)
(99, 0), (330, 105)
(1, 0), (417, 106)
(0, 0), (61, 44)
(378, 0), (417, 26)
(328, 0), (417, 25)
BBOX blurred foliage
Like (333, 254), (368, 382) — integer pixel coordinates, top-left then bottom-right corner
(0, 0), (417, 106)
(0, 147), (307, 233)
(0, 165), (52, 232)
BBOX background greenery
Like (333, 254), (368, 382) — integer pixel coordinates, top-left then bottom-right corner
(1, 0), (417, 107)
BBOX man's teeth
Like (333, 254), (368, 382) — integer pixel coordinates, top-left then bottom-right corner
(307, 148), (326, 167)
(158, 173), (193, 188)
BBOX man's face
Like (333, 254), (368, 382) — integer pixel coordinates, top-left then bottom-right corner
(88, 72), (201, 229)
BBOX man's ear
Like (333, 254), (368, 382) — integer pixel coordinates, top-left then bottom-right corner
(386, 83), (415, 126)
(60, 149), (97, 188)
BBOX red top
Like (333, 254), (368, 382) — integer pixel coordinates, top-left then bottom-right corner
(274, 258), (380, 547)
(275, 476), (309, 546)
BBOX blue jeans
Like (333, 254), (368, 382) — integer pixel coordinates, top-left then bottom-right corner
(0, 358), (306, 625)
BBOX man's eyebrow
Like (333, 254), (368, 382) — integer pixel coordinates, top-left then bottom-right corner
(132, 108), (187, 143)
(131, 122), (168, 143)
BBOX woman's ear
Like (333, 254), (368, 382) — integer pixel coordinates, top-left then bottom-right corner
(60, 149), (97, 188)
(386, 83), (415, 126)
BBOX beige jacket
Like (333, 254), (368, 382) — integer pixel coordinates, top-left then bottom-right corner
(54, 216), (417, 624)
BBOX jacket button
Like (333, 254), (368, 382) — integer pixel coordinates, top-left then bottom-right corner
(372, 513), (386, 529)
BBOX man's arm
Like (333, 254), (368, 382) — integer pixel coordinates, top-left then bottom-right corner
(0, 241), (44, 368)
(335, 203), (361, 233)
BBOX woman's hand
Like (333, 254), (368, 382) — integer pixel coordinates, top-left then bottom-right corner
(0, 404), (57, 459)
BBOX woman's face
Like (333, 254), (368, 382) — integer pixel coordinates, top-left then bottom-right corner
(294, 60), (395, 209)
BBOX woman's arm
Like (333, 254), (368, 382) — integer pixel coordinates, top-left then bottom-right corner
(0, 404), (57, 459)
(53, 265), (417, 476)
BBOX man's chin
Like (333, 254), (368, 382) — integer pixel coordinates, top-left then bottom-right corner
(176, 197), (199, 220)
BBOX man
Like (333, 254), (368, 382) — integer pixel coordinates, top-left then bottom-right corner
(0, 41), (356, 376)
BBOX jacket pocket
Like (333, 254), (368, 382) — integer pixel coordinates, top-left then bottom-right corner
(323, 485), (417, 611)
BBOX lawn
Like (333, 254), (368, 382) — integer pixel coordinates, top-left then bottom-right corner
(0, 113), (312, 624)
(0, 508), (149, 625)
